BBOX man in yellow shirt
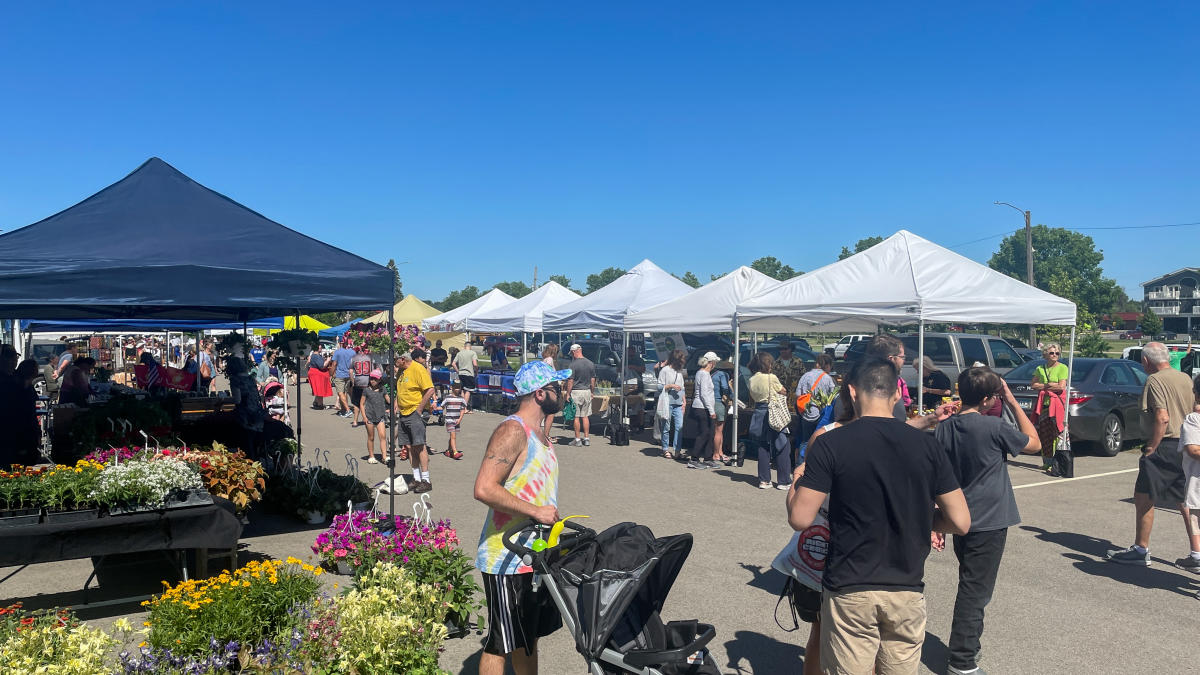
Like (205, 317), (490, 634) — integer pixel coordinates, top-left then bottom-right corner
(395, 348), (435, 493)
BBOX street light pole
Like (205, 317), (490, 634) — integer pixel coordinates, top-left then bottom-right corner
(995, 201), (1036, 348)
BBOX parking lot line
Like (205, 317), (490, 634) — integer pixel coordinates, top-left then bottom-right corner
(1013, 467), (1138, 490)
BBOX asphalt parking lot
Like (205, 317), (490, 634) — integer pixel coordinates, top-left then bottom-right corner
(4, 402), (1196, 674)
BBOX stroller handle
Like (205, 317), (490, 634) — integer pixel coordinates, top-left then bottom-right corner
(501, 517), (594, 558)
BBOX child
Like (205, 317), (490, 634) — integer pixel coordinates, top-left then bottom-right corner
(264, 381), (287, 421)
(362, 369), (390, 464)
(441, 383), (467, 460)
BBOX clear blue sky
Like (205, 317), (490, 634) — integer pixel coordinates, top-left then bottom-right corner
(2, 3), (1196, 302)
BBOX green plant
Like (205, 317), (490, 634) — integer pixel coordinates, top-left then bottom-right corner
(179, 444), (266, 512)
(0, 603), (116, 674)
(268, 329), (320, 374)
(90, 456), (202, 509)
(143, 558), (323, 657)
(402, 541), (486, 632)
(336, 562), (449, 675)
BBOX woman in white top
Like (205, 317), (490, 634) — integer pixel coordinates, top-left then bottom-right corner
(656, 350), (687, 459)
(686, 352), (719, 469)
(540, 343), (561, 441)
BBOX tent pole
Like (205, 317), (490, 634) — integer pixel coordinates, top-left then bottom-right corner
(752, 332), (758, 354)
(917, 320), (925, 415)
(621, 331), (629, 428)
(732, 319), (740, 456)
(388, 305), (397, 517)
(1064, 326), (1076, 443)
(295, 310), (302, 456)
(523, 333), (527, 366)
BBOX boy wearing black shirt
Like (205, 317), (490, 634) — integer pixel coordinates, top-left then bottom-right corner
(789, 358), (970, 674)
(934, 367), (1040, 675)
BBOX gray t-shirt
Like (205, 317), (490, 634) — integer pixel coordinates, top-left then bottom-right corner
(569, 357), (596, 391)
(351, 353), (373, 387)
(934, 412), (1028, 532)
(796, 368), (837, 421)
(454, 349), (477, 377)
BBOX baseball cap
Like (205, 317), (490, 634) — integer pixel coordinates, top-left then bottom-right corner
(699, 351), (720, 366)
(369, 369), (383, 379)
(569, 343), (582, 352)
(514, 360), (573, 396)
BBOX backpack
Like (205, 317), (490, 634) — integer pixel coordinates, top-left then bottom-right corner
(795, 371), (828, 413)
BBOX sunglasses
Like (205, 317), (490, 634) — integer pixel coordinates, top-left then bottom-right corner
(542, 382), (562, 395)
(1047, 351), (1060, 355)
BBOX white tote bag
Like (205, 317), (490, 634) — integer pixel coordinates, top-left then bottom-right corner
(770, 505), (830, 592)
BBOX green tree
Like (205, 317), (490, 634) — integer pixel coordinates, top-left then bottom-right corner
(493, 280), (532, 298)
(750, 256), (800, 281)
(988, 225), (1121, 320)
(1140, 307), (1162, 336)
(838, 236), (885, 260)
(1075, 330), (1111, 358)
(385, 259), (404, 301)
(676, 271), (701, 288)
(548, 274), (573, 291)
(586, 267), (626, 293)
(434, 285), (481, 311)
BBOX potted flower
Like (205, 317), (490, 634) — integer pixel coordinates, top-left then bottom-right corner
(41, 461), (105, 523)
(268, 329), (320, 374)
(178, 444), (264, 513)
(0, 467), (44, 526)
(92, 456), (203, 514)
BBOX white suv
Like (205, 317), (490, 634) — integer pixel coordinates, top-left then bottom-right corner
(824, 334), (872, 360)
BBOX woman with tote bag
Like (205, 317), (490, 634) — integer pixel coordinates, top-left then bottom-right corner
(656, 349), (687, 459)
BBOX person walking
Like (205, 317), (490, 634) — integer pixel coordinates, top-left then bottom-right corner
(539, 344), (561, 441)
(472, 360), (570, 675)
(795, 353), (836, 462)
(935, 367), (1041, 675)
(1106, 342), (1200, 567)
(564, 344), (596, 447)
(711, 361), (733, 464)
(361, 369), (389, 464)
(454, 340), (479, 408)
(349, 347), (373, 427)
(656, 349), (687, 459)
(1179, 376), (1200, 590)
(788, 357), (970, 675)
(330, 338), (356, 418)
(441, 383), (467, 460)
(307, 347), (333, 410)
(686, 352), (720, 469)
(747, 352), (791, 489)
(1031, 342), (1069, 472)
(395, 349), (436, 493)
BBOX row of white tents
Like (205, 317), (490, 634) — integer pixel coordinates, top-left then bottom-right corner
(416, 230), (1080, 436)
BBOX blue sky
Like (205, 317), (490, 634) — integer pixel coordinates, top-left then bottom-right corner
(1, 3), (1196, 302)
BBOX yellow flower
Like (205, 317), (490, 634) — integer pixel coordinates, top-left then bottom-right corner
(139, 641), (147, 648)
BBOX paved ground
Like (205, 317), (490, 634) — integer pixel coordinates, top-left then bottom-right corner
(3, 397), (1197, 674)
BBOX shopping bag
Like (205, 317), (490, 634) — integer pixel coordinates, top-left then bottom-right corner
(1050, 431), (1074, 478)
(768, 391), (793, 432)
(770, 505), (829, 592)
(562, 399), (576, 423)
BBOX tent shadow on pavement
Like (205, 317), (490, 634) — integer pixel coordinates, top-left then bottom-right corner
(1061, 553), (1199, 598)
(722, 629), (805, 675)
(713, 468), (761, 487)
(1019, 525), (1117, 558)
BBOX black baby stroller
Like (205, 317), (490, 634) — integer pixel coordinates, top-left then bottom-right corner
(502, 518), (720, 675)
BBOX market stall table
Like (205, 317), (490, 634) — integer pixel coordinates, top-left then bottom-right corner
(0, 499), (242, 605)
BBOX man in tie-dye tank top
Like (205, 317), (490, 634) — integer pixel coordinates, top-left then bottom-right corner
(474, 360), (572, 675)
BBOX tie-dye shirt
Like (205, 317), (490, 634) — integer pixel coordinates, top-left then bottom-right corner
(476, 415), (559, 575)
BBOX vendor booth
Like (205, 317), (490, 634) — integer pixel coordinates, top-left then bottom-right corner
(466, 281), (580, 363)
(422, 288), (517, 333)
(361, 295), (465, 351)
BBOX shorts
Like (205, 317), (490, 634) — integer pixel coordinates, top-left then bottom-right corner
(352, 386), (365, 407)
(821, 589), (925, 673)
(445, 417), (461, 433)
(459, 374), (476, 390)
(396, 410), (427, 446)
(570, 389), (593, 418)
(1134, 438), (1186, 507)
(481, 572), (562, 656)
(714, 399), (727, 423)
(333, 377), (351, 395)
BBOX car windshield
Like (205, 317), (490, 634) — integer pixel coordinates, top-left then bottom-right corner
(1003, 358), (1096, 383)
(30, 344), (66, 365)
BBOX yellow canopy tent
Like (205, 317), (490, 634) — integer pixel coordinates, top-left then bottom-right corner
(253, 315), (331, 336)
(361, 295), (465, 351)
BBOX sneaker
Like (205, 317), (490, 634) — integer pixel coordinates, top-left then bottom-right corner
(947, 666), (986, 675)
(1174, 556), (1200, 573)
(704, 460), (722, 469)
(775, 483), (789, 491)
(758, 482), (771, 490)
(413, 481), (432, 494)
(1105, 546), (1151, 566)
(570, 439), (583, 447)
(582, 437), (590, 446)
(687, 461), (709, 469)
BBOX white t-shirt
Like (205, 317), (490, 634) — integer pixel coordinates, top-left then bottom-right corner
(1179, 412), (1200, 509)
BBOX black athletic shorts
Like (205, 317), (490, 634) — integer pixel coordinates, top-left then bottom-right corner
(1135, 438), (1186, 508)
(481, 572), (562, 655)
(352, 385), (365, 407)
(459, 374), (476, 390)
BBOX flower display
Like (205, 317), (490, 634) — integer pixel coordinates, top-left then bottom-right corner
(35, 460), (106, 511)
(0, 466), (48, 511)
(176, 444), (266, 512)
(334, 562), (450, 675)
(0, 603), (116, 674)
(90, 456), (203, 510)
(342, 322), (422, 356)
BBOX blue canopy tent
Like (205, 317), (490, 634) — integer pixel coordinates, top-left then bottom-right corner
(21, 318), (285, 333)
(0, 159), (399, 489)
(318, 318), (364, 339)
(0, 157), (393, 321)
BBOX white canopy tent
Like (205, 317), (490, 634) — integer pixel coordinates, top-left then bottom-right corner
(542, 259), (692, 332)
(421, 288), (516, 333)
(623, 266), (781, 333)
(733, 230), (1078, 440)
(466, 281), (581, 363)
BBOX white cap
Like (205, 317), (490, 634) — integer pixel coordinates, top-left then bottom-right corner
(699, 351), (720, 366)
(570, 344), (582, 353)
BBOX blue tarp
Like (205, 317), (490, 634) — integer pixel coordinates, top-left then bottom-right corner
(318, 318), (364, 339)
(20, 317), (285, 333)
(0, 158), (394, 321)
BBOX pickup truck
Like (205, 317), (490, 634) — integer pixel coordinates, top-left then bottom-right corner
(823, 334), (872, 359)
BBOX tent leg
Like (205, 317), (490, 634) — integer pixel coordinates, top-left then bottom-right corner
(752, 332), (758, 354)
(294, 310), (302, 456)
(621, 331), (629, 426)
(523, 333), (527, 366)
(917, 320), (925, 415)
(388, 306), (397, 517)
(1064, 326), (1076, 441)
(732, 319), (740, 455)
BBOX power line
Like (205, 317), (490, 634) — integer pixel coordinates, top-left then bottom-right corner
(948, 219), (1200, 250)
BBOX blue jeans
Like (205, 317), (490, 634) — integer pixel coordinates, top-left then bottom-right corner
(660, 405), (684, 455)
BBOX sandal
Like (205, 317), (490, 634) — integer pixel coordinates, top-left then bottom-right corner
(444, 450), (463, 460)
(398, 447), (409, 461)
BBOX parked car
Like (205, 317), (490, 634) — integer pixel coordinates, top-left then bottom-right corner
(823, 334), (872, 359)
(1004, 358), (1147, 456)
(1119, 330), (1144, 340)
(840, 333), (1023, 388)
(557, 339), (661, 411)
(1015, 348), (1043, 362)
(28, 339), (70, 397)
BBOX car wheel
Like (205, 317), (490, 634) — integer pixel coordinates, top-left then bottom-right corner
(1096, 412), (1123, 457)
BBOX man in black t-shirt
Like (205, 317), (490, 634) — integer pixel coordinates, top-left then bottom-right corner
(789, 358), (970, 674)
(429, 340), (448, 368)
